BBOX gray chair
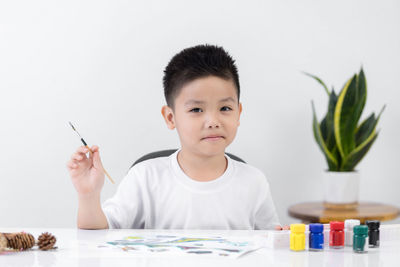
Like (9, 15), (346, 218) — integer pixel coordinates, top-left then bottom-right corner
(130, 149), (245, 169)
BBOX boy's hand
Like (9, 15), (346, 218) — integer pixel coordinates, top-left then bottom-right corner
(67, 145), (105, 197)
(275, 225), (290, 231)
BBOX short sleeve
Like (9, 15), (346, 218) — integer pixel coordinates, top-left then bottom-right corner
(102, 167), (145, 229)
(254, 175), (280, 230)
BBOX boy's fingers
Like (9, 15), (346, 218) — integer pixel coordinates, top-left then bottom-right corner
(66, 162), (72, 169)
(67, 161), (77, 170)
(77, 146), (89, 154)
(68, 146), (96, 170)
(91, 148), (104, 170)
(89, 147), (100, 159)
(71, 159), (80, 167)
(71, 154), (81, 161)
(71, 152), (87, 161)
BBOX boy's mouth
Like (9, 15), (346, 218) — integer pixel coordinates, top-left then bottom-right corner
(201, 135), (224, 141)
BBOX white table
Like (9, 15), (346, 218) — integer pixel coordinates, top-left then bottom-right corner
(1, 228), (399, 266)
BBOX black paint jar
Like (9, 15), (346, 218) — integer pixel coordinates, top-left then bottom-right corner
(366, 220), (380, 248)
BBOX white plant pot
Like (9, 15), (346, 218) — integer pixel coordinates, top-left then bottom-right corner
(323, 171), (360, 207)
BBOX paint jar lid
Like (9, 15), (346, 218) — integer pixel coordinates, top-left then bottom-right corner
(366, 220), (380, 229)
(345, 219), (360, 230)
(330, 221), (344, 230)
(354, 225), (369, 235)
(290, 224), (305, 233)
(309, 223), (323, 233)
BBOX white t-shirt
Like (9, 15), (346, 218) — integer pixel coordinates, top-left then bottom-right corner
(102, 150), (280, 230)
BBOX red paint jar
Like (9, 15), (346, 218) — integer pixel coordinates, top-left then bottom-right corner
(329, 221), (344, 249)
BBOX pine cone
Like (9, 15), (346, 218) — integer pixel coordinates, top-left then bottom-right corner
(37, 232), (57, 250)
(4, 232), (35, 250)
(0, 233), (8, 250)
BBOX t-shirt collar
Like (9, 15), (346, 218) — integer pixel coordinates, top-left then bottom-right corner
(170, 149), (234, 192)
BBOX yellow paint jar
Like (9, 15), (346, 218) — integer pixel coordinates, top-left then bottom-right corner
(290, 224), (306, 251)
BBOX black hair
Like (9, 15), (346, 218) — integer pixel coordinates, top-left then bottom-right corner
(163, 44), (240, 108)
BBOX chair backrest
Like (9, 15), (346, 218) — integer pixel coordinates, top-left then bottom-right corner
(130, 149), (245, 169)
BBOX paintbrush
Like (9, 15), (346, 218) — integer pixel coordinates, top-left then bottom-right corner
(68, 121), (115, 184)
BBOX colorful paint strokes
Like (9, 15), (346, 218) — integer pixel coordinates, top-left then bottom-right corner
(103, 233), (259, 258)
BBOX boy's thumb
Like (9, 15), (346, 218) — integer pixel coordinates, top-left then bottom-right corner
(92, 148), (104, 170)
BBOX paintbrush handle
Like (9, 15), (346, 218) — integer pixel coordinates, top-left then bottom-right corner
(102, 168), (116, 184)
(86, 146), (115, 184)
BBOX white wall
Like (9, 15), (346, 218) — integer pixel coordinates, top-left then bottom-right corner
(0, 0), (399, 227)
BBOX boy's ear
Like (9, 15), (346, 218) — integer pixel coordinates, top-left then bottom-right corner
(161, 105), (176, 130)
(238, 102), (243, 126)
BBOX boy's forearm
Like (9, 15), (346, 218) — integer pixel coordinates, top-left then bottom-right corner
(77, 194), (109, 229)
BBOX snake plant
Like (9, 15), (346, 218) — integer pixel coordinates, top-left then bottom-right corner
(305, 68), (385, 172)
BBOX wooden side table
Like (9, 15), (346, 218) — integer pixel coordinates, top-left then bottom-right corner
(288, 202), (400, 223)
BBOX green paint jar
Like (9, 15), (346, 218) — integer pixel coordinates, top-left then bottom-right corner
(353, 225), (369, 253)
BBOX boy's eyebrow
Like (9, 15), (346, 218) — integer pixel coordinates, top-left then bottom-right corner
(184, 97), (236, 106)
(219, 97), (236, 103)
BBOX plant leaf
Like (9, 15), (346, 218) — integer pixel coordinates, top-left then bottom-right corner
(355, 113), (375, 146)
(355, 105), (386, 146)
(341, 131), (378, 171)
(334, 75), (360, 159)
(303, 72), (330, 95)
(325, 89), (338, 151)
(312, 101), (338, 170)
(354, 68), (367, 123)
(331, 146), (341, 169)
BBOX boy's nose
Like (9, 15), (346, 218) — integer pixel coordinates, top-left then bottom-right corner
(205, 114), (221, 128)
(208, 123), (220, 128)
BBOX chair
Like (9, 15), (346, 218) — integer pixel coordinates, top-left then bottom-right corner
(130, 149), (245, 169)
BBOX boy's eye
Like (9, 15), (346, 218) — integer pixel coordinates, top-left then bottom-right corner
(189, 108), (203, 113)
(221, 106), (232, 111)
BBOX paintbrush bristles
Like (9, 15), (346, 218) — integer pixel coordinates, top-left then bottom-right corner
(69, 121), (83, 139)
(68, 121), (76, 131)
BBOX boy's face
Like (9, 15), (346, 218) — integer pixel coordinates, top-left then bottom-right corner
(162, 76), (242, 158)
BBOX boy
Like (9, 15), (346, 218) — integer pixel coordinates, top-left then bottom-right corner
(67, 44), (284, 230)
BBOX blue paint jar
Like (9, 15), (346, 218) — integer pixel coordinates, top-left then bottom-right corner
(309, 223), (324, 251)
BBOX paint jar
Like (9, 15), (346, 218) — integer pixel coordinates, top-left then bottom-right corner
(353, 225), (369, 253)
(323, 223), (330, 247)
(309, 223), (324, 251)
(366, 220), (380, 248)
(290, 224), (305, 251)
(345, 219), (360, 246)
(329, 221), (344, 249)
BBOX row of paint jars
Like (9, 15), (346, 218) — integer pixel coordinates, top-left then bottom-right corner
(290, 220), (380, 253)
